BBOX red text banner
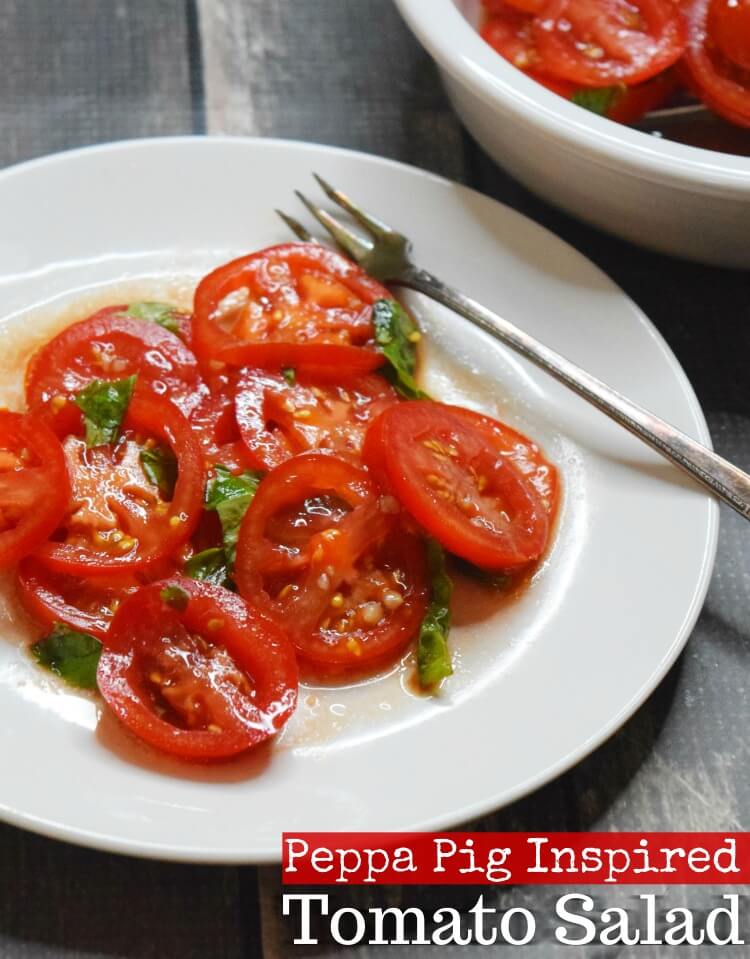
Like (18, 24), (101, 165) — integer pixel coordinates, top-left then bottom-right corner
(282, 833), (749, 885)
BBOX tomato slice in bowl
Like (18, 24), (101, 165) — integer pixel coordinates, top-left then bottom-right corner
(188, 370), (257, 473)
(25, 306), (202, 435)
(682, 0), (750, 126)
(35, 390), (205, 574)
(235, 368), (399, 470)
(532, 0), (687, 87)
(192, 243), (391, 368)
(0, 411), (71, 569)
(363, 401), (553, 570)
(17, 557), (139, 640)
(235, 452), (428, 671)
(97, 577), (298, 760)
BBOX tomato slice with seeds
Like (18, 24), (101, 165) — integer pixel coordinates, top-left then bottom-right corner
(364, 402), (552, 570)
(192, 243), (390, 369)
(683, 0), (750, 126)
(35, 390), (204, 574)
(188, 370), (256, 473)
(532, 0), (687, 87)
(0, 411), (71, 569)
(16, 557), (139, 639)
(25, 306), (202, 435)
(97, 578), (298, 760)
(235, 369), (399, 471)
(235, 453), (427, 671)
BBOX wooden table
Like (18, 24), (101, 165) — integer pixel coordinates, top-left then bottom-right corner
(0, 2), (747, 956)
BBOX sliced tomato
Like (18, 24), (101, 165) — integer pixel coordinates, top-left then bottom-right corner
(683, 0), (750, 125)
(0, 411), (71, 569)
(605, 69), (680, 121)
(481, 4), (544, 71)
(363, 402), (552, 570)
(532, 0), (687, 87)
(235, 453), (427, 671)
(16, 557), (139, 639)
(97, 578), (298, 760)
(235, 369), (399, 471)
(188, 370), (256, 473)
(35, 390), (205, 574)
(25, 306), (202, 435)
(192, 243), (390, 369)
(708, 0), (750, 71)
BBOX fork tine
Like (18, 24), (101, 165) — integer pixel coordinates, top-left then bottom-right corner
(313, 173), (393, 238)
(294, 190), (373, 261)
(275, 209), (316, 243)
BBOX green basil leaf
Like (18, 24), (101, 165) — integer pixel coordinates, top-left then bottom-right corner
(32, 624), (102, 690)
(571, 86), (620, 117)
(417, 540), (453, 688)
(160, 584), (190, 611)
(74, 375), (137, 448)
(139, 444), (178, 499)
(122, 301), (184, 336)
(282, 367), (296, 386)
(205, 465), (264, 565)
(373, 299), (428, 400)
(185, 547), (234, 588)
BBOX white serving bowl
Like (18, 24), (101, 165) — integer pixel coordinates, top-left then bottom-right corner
(394, 0), (750, 268)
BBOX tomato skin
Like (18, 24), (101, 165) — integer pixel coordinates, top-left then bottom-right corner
(708, 0), (750, 70)
(16, 557), (138, 639)
(364, 402), (552, 571)
(192, 243), (391, 367)
(0, 411), (71, 570)
(97, 578), (298, 761)
(216, 341), (384, 376)
(235, 452), (428, 671)
(188, 372), (256, 473)
(35, 390), (205, 574)
(235, 369), (399, 471)
(532, 0), (687, 87)
(25, 306), (202, 434)
(683, 0), (750, 125)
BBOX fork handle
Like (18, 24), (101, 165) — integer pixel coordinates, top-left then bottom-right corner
(399, 266), (750, 520)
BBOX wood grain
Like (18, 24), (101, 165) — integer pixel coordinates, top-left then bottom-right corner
(196, 0), (466, 181)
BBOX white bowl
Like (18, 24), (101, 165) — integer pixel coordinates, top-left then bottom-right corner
(394, 0), (750, 268)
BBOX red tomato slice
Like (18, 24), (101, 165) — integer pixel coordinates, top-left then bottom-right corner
(36, 390), (205, 574)
(605, 69), (680, 121)
(192, 243), (391, 368)
(97, 578), (298, 760)
(235, 453), (427, 671)
(25, 306), (202, 436)
(188, 370), (256, 473)
(481, 5), (543, 71)
(17, 557), (139, 639)
(0, 411), (71, 569)
(533, 0), (687, 87)
(708, 0), (750, 71)
(235, 369), (399, 471)
(683, 0), (750, 125)
(363, 402), (552, 570)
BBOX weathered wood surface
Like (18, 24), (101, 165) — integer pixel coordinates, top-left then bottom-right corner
(0, 0), (748, 956)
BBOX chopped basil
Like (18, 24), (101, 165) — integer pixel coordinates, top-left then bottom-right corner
(571, 86), (620, 117)
(282, 367), (296, 386)
(417, 540), (453, 688)
(32, 624), (102, 690)
(74, 375), (137, 448)
(373, 299), (428, 399)
(121, 301), (184, 336)
(160, 584), (190, 611)
(205, 464), (264, 565)
(139, 444), (178, 499)
(185, 547), (233, 589)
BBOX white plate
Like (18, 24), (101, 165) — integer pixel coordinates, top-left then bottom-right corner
(0, 137), (717, 863)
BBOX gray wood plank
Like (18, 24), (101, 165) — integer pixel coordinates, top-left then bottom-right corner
(197, 0), (466, 181)
(0, 0), (197, 168)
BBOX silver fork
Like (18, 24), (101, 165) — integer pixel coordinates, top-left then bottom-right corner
(278, 175), (750, 521)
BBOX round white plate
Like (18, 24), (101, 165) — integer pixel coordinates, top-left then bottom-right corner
(0, 137), (717, 862)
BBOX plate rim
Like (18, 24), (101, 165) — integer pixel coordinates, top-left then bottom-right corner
(0, 135), (719, 862)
